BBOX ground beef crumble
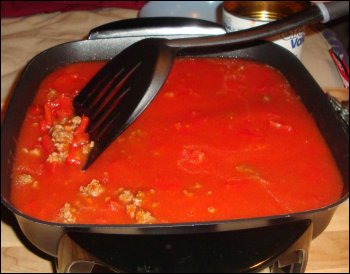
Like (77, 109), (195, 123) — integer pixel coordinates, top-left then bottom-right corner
(16, 174), (36, 186)
(45, 116), (94, 164)
(58, 203), (76, 223)
(80, 179), (105, 197)
(46, 117), (79, 163)
(118, 189), (156, 224)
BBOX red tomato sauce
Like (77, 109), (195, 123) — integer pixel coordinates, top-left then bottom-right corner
(11, 58), (343, 224)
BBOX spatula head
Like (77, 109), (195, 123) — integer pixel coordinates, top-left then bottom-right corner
(73, 38), (175, 169)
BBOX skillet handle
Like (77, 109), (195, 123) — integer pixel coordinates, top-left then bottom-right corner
(88, 17), (226, 40)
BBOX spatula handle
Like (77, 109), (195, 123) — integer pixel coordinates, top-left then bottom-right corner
(315, 1), (349, 23)
(167, 1), (349, 49)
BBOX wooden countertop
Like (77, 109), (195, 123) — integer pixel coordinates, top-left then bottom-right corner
(1, 7), (349, 273)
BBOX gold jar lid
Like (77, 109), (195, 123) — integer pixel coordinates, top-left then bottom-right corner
(223, 1), (311, 22)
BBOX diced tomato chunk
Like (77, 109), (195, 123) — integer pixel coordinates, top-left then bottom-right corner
(54, 94), (73, 119)
(74, 116), (89, 135)
(71, 133), (89, 148)
(41, 134), (55, 154)
(66, 147), (83, 166)
(43, 103), (54, 125)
